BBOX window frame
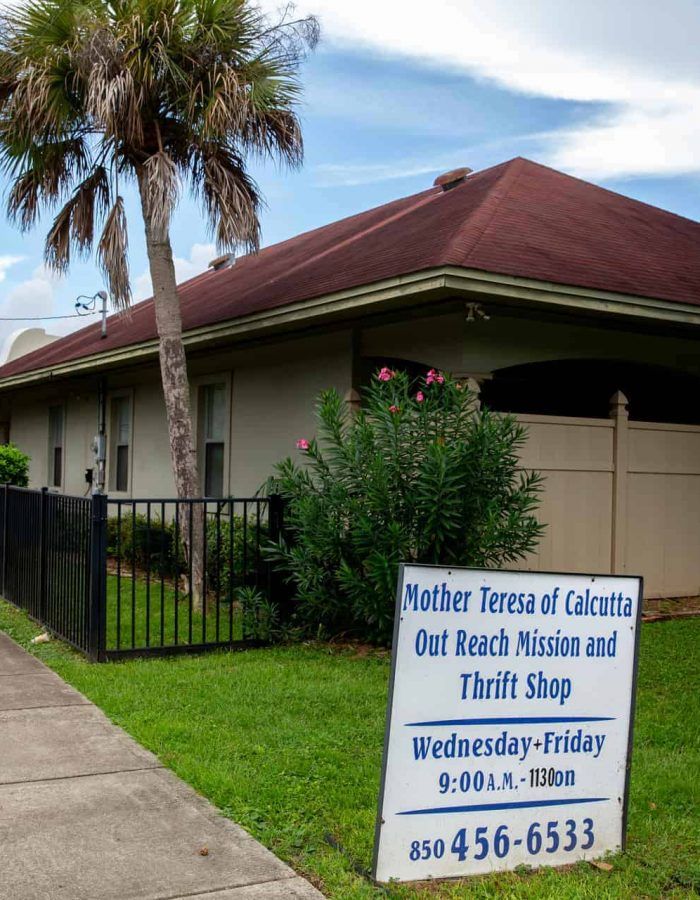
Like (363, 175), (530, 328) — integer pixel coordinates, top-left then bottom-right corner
(193, 373), (231, 498)
(107, 390), (134, 495)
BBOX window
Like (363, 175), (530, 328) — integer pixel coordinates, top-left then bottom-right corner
(48, 406), (64, 488)
(199, 383), (227, 496)
(110, 396), (131, 492)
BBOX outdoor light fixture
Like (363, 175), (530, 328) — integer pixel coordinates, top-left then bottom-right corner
(75, 290), (109, 339)
(465, 302), (490, 324)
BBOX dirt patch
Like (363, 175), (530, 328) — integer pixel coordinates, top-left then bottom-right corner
(643, 595), (700, 621)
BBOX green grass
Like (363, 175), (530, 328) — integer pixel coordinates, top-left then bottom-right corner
(1, 599), (698, 899)
(105, 574), (244, 649)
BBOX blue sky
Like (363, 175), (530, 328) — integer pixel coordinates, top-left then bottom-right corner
(0, 0), (698, 355)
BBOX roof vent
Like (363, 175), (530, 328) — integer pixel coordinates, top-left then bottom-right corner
(208, 253), (235, 271)
(434, 167), (473, 191)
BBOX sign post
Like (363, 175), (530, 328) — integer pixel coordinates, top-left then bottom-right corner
(373, 565), (643, 883)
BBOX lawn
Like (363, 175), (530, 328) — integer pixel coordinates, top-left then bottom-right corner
(105, 573), (245, 650)
(0, 599), (698, 899)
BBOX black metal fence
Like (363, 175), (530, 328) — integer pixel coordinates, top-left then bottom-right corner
(0, 485), (285, 661)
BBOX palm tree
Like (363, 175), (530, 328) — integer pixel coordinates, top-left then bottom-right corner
(0, 0), (317, 503)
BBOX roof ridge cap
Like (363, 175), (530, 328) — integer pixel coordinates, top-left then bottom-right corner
(442, 158), (526, 265)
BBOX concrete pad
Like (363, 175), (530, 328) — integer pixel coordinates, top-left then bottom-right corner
(0, 767), (303, 900)
(169, 876), (326, 898)
(0, 671), (89, 710)
(0, 705), (160, 784)
(0, 632), (46, 675)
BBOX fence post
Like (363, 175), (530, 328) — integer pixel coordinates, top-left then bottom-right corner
(267, 493), (291, 622)
(1, 483), (7, 598)
(609, 391), (630, 574)
(39, 486), (48, 622)
(268, 493), (284, 544)
(88, 492), (108, 661)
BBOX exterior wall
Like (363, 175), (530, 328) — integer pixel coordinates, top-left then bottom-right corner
(10, 388), (95, 493)
(129, 381), (175, 497)
(361, 310), (700, 377)
(10, 398), (51, 488)
(4, 308), (700, 597)
(8, 329), (353, 499)
(227, 332), (352, 495)
(514, 410), (700, 597)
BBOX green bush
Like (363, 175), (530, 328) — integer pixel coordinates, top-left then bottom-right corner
(269, 368), (545, 644)
(106, 513), (178, 573)
(238, 586), (280, 642)
(107, 511), (269, 594)
(0, 443), (30, 486)
(205, 515), (270, 596)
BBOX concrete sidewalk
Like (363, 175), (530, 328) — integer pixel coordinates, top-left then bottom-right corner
(0, 631), (325, 900)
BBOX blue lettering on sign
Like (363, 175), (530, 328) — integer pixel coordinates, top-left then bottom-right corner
(403, 582), (471, 613)
(564, 589), (633, 618)
(525, 671), (572, 706)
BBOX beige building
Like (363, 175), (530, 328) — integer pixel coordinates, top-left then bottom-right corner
(0, 158), (699, 598)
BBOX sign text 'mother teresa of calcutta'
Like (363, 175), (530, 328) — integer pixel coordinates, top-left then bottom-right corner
(404, 581), (633, 706)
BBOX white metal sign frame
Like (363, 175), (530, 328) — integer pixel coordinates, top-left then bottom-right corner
(373, 564), (643, 883)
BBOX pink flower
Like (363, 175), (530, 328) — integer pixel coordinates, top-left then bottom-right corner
(416, 391), (424, 403)
(296, 438), (310, 451)
(377, 367), (395, 382)
(389, 405), (400, 414)
(426, 368), (445, 385)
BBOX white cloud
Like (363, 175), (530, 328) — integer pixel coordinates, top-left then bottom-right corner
(0, 255), (24, 283)
(281, 0), (700, 180)
(316, 159), (451, 188)
(134, 242), (215, 300)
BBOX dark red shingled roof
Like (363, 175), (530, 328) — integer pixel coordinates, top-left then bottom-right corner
(2, 156), (699, 380)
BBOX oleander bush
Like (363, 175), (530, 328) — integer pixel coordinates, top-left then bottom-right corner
(0, 443), (29, 486)
(269, 368), (545, 644)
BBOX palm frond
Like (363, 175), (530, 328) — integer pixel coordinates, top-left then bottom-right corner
(43, 163), (111, 269)
(195, 144), (261, 253)
(0, 0), (319, 294)
(97, 196), (131, 310)
(71, 165), (111, 254)
(5, 136), (90, 230)
(142, 149), (179, 234)
(86, 61), (144, 146)
(44, 199), (73, 272)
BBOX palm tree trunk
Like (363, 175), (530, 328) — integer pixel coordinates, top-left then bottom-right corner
(136, 169), (204, 611)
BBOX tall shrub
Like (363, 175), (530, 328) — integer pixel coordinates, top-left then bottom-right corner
(0, 443), (29, 486)
(270, 369), (545, 644)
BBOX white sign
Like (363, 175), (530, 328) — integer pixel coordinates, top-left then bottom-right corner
(373, 565), (642, 883)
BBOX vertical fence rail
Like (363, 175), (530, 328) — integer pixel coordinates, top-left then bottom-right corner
(0, 485), (94, 655)
(89, 493), (108, 661)
(0, 486), (288, 661)
(103, 495), (285, 659)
